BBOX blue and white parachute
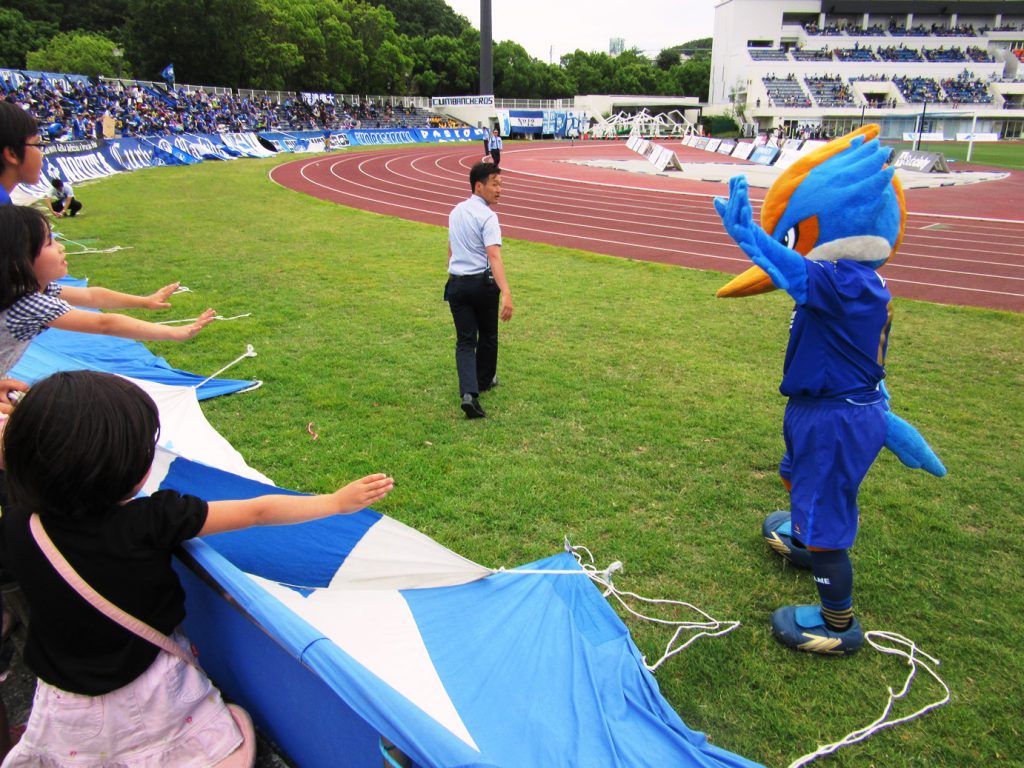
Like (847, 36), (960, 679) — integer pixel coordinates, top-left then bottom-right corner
(145, 448), (761, 768)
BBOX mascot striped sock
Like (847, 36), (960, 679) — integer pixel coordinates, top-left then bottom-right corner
(810, 549), (854, 631)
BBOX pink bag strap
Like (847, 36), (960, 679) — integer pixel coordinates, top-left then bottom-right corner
(29, 513), (197, 669)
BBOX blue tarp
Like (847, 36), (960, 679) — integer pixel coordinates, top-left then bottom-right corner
(156, 453), (763, 768)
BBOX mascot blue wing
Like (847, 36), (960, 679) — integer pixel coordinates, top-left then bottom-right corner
(714, 176), (809, 302)
(885, 411), (947, 477)
(750, 227), (808, 304)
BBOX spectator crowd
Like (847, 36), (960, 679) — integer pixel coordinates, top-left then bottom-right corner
(1, 75), (463, 141)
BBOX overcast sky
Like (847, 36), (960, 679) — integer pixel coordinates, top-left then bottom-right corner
(443, 0), (716, 64)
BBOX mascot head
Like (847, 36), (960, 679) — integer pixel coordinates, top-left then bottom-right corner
(717, 124), (907, 298)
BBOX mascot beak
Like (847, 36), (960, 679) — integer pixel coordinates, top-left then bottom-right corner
(716, 265), (778, 298)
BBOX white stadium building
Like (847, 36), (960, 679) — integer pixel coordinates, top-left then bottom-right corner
(709, 0), (1024, 138)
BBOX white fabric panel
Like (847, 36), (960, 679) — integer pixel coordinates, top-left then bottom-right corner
(329, 516), (493, 590)
(251, 576), (479, 751)
(123, 377), (272, 485)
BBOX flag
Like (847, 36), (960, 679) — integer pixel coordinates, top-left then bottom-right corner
(161, 63), (175, 84)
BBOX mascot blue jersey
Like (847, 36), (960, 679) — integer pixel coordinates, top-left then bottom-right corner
(781, 259), (891, 401)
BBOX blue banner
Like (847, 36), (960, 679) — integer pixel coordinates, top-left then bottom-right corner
(749, 146), (781, 165)
(259, 131), (329, 152)
(12, 126), (487, 201)
(495, 110), (586, 138)
(414, 127), (487, 143)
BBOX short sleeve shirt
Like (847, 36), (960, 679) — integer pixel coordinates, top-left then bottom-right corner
(0, 491), (209, 694)
(51, 182), (74, 204)
(448, 194), (501, 276)
(0, 283), (71, 375)
(780, 259), (891, 400)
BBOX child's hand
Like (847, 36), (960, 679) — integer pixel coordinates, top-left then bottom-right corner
(331, 474), (394, 514)
(145, 282), (180, 309)
(171, 308), (216, 340)
(0, 378), (28, 415)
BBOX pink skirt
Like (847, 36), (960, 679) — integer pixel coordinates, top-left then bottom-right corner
(2, 632), (243, 767)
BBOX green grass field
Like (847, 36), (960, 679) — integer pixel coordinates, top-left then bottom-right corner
(885, 139), (1024, 169)
(51, 153), (1023, 767)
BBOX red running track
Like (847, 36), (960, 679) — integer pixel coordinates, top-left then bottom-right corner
(270, 140), (1024, 312)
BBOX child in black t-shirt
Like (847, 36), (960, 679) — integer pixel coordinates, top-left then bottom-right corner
(0, 371), (392, 765)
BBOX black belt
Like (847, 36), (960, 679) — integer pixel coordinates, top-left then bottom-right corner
(449, 271), (489, 281)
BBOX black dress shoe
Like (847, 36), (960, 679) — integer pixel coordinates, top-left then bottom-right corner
(461, 394), (486, 419)
(478, 376), (499, 393)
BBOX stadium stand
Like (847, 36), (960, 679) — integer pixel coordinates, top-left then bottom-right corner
(835, 46), (878, 62)
(877, 46), (924, 63)
(941, 73), (995, 104)
(922, 46), (969, 62)
(858, 24), (887, 36)
(749, 48), (790, 61)
(1, 74), (464, 139)
(762, 76), (812, 107)
(711, 0), (1023, 139)
(804, 75), (856, 107)
(892, 76), (943, 103)
(966, 46), (995, 62)
(792, 48), (834, 62)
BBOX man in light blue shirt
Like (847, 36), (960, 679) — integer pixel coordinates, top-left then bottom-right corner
(445, 162), (514, 419)
(486, 129), (503, 167)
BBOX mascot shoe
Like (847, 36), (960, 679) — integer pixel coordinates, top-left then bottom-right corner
(762, 511), (813, 570)
(771, 605), (864, 655)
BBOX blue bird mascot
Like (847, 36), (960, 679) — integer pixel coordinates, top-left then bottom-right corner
(714, 125), (946, 655)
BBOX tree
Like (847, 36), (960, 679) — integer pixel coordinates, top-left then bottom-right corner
(409, 33), (476, 96)
(55, 0), (131, 38)
(493, 41), (541, 98)
(364, 0), (468, 39)
(0, 8), (57, 69)
(679, 37), (713, 58)
(662, 58), (711, 100)
(560, 50), (616, 95)
(343, 0), (406, 93)
(611, 49), (662, 94)
(26, 31), (131, 79)
(655, 48), (681, 71)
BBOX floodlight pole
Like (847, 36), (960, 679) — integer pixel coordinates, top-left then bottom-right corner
(480, 0), (493, 96)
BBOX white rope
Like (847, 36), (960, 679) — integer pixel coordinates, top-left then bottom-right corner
(154, 312), (252, 325)
(564, 539), (740, 671)
(258, 536), (738, 667)
(193, 344), (257, 389)
(66, 246), (133, 255)
(54, 233), (132, 255)
(786, 631), (951, 768)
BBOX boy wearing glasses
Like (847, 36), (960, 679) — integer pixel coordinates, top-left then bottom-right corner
(0, 102), (43, 205)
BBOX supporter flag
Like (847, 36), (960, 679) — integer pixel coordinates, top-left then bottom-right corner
(161, 63), (175, 85)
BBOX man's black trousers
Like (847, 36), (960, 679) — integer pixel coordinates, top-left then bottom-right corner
(445, 273), (499, 397)
(54, 198), (83, 216)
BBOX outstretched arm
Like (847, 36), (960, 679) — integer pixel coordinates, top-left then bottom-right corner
(59, 282), (180, 311)
(47, 307), (216, 341)
(714, 175), (809, 303)
(200, 474), (394, 536)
